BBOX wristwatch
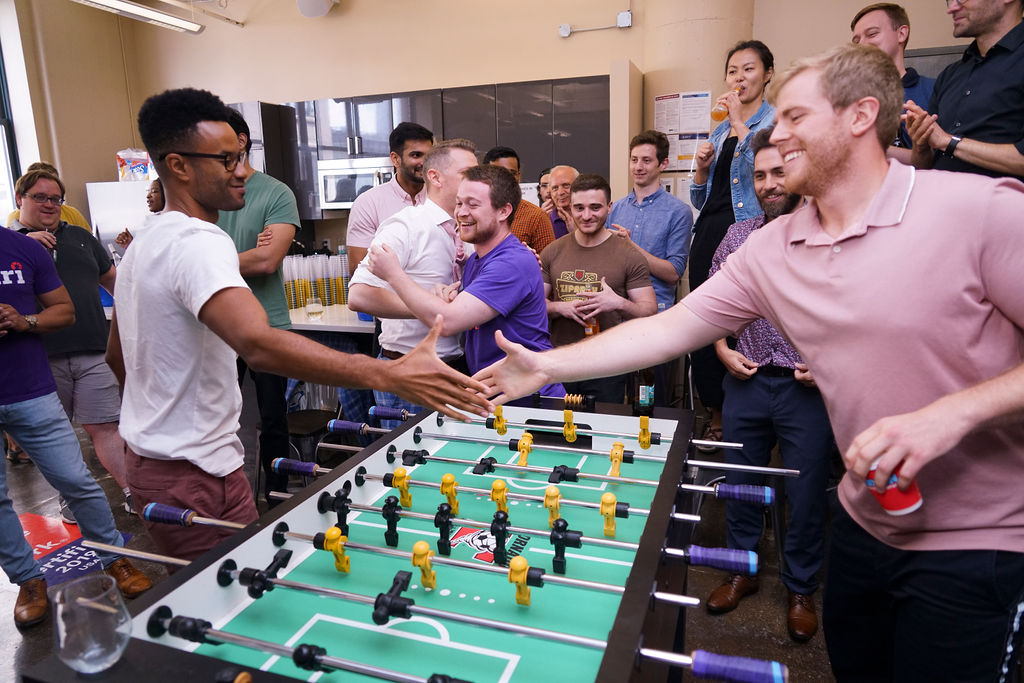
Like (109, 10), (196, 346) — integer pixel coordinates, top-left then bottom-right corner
(24, 315), (38, 330)
(944, 135), (962, 158)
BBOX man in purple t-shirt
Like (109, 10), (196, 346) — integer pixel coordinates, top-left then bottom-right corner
(0, 228), (150, 629)
(368, 165), (564, 401)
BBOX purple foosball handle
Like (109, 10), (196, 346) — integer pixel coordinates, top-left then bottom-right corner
(271, 458), (318, 477)
(691, 650), (788, 682)
(143, 502), (194, 527)
(688, 545), (758, 575)
(715, 484), (775, 506)
(369, 406), (411, 421)
(328, 419), (366, 435)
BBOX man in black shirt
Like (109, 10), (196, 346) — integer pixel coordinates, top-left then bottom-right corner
(905, 0), (1024, 179)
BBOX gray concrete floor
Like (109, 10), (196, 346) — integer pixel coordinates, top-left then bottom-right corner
(5, 394), (838, 682)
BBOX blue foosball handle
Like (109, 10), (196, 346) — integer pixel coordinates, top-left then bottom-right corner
(369, 406), (414, 421)
(328, 419), (367, 435)
(271, 458), (318, 477)
(143, 502), (196, 527)
(687, 545), (758, 575)
(691, 649), (788, 682)
(715, 484), (775, 506)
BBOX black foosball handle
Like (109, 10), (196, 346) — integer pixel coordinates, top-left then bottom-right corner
(370, 406), (415, 421)
(691, 649), (788, 682)
(272, 457), (319, 477)
(715, 484), (775, 505)
(328, 419), (368, 435)
(143, 502), (195, 526)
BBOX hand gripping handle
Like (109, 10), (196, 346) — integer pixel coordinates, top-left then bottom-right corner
(328, 419), (367, 434)
(271, 458), (318, 477)
(143, 502), (195, 527)
(691, 650), (788, 682)
(687, 545), (758, 575)
(715, 484), (775, 506)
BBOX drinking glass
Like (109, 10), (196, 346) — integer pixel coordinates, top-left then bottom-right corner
(52, 574), (132, 674)
(305, 296), (324, 321)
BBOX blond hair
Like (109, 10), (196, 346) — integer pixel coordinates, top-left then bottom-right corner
(770, 44), (902, 150)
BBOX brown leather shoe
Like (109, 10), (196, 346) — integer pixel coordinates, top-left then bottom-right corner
(14, 577), (48, 629)
(105, 558), (152, 598)
(706, 574), (759, 614)
(787, 591), (818, 642)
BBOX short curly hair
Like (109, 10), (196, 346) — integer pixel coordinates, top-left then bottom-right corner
(137, 88), (234, 171)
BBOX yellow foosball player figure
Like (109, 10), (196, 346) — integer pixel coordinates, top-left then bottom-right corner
(638, 415), (652, 450)
(440, 473), (460, 515)
(563, 409), (577, 443)
(411, 540), (437, 589)
(492, 406), (507, 435)
(544, 485), (562, 528)
(490, 479), (509, 514)
(323, 526), (351, 573)
(509, 555), (531, 606)
(609, 442), (625, 477)
(516, 433), (533, 466)
(600, 492), (617, 537)
(391, 467), (412, 507)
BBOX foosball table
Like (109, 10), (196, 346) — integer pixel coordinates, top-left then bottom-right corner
(25, 401), (788, 683)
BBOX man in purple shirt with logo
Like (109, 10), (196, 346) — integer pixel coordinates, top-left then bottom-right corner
(368, 164), (564, 403)
(704, 127), (834, 644)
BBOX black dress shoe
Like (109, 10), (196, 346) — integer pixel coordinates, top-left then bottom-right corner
(787, 591), (818, 642)
(706, 574), (759, 614)
(14, 577), (48, 629)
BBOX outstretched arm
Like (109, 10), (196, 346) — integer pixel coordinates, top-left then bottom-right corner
(474, 303), (731, 404)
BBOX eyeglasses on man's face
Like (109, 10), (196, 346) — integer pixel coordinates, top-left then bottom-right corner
(159, 150), (247, 172)
(23, 193), (65, 206)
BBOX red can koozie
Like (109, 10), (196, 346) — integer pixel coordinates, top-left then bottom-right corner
(865, 459), (923, 515)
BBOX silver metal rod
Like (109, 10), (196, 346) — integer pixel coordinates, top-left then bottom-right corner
(413, 452), (661, 487)
(82, 541), (191, 567)
(690, 438), (744, 450)
(418, 430), (645, 461)
(686, 459), (800, 478)
(316, 442), (363, 453)
(670, 512), (702, 524)
(281, 529), (625, 594)
(440, 413), (672, 444)
(360, 471), (651, 517)
(192, 515), (246, 530)
(639, 647), (694, 669)
(652, 591), (701, 608)
(346, 502), (638, 552)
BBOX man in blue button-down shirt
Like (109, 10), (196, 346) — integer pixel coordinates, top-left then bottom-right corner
(608, 130), (693, 406)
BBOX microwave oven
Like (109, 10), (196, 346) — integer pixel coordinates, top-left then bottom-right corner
(316, 157), (394, 210)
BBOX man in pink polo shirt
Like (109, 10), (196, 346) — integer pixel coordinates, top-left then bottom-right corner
(474, 44), (1024, 681)
(346, 122), (434, 268)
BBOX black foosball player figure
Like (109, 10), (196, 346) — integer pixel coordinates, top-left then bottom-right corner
(491, 510), (510, 565)
(434, 503), (453, 556)
(549, 518), (583, 574)
(382, 495), (401, 547)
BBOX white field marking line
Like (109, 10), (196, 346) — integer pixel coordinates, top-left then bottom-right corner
(350, 520), (437, 537)
(468, 468), (608, 492)
(261, 613), (519, 683)
(528, 547), (634, 568)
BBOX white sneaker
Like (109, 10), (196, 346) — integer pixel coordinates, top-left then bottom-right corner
(123, 493), (137, 516)
(58, 496), (77, 525)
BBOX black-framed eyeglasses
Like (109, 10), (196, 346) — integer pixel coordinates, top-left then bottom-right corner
(159, 150), (247, 171)
(24, 193), (65, 206)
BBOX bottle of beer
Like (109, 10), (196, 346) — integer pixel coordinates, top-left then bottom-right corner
(633, 367), (655, 417)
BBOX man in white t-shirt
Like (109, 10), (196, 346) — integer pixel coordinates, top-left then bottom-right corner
(348, 139), (478, 425)
(108, 88), (491, 561)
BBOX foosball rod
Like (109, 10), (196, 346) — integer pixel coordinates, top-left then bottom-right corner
(435, 412), (671, 445)
(391, 446), (662, 487)
(686, 459), (801, 478)
(82, 541), (191, 567)
(140, 502), (248, 530)
(412, 426), (667, 463)
(147, 606), (463, 683)
(277, 525), (627, 594)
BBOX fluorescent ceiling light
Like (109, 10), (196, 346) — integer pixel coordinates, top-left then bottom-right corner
(67, 0), (205, 34)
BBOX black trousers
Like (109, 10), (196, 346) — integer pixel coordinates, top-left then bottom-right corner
(237, 359), (290, 503)
(824, 500), (1024, 682)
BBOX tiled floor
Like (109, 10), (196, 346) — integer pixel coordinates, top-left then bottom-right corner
(6, 402), (837, 682)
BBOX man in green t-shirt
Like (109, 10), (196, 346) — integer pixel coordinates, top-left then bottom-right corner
(217, 110), (300, 506)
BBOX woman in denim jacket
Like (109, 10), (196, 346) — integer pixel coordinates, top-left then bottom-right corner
(688, 40), (775, 446)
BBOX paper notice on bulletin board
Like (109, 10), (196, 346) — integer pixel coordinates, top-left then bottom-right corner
(678, 91), (712, 134)
(669, 133), (706, 173)
(654, 93), (681, 133)
(657, 91), (712, 171)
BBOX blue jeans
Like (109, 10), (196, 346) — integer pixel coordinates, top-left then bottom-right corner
(0, 392), (125, 584)
(721, 373), (834, 594)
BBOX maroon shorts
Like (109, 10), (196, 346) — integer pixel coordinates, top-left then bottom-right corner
(126, 450), (258, 563)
